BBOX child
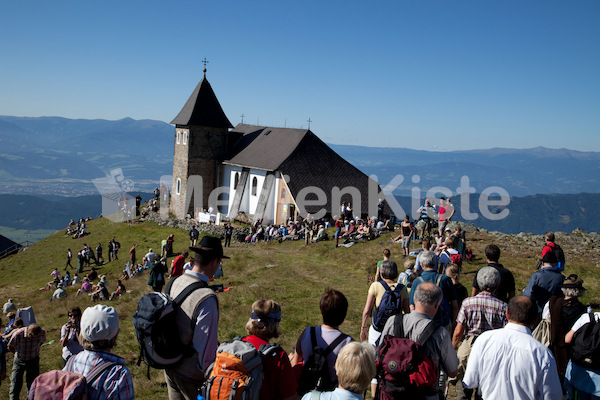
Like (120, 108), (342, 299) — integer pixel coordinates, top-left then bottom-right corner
(445, 263), (468, 309)
(398, 258), (415, 288)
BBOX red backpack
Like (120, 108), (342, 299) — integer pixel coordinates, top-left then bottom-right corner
(375, 315), (439, 399)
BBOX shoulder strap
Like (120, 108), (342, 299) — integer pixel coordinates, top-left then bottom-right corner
(86, 360), (121, 384)
(167, 277), (209, 306)
(310, 326), (318, 350)
(311, 390), (322, 400)
(435, 274), (443, 288)
(589, 312), (596, 326)
(393, 314), (404, 338)
(323, 332), (349, 357)
(417, 320), (440, 346)
(415, 276), (425, 286)
(379, 280), (391, 291)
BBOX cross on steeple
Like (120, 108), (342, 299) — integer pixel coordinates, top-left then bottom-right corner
(202, 58), (209, 77)
(241, 113), (245, 124)
(307, 118), (312, 130)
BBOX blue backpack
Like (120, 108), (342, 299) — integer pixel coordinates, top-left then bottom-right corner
(372, 281), (404, 332)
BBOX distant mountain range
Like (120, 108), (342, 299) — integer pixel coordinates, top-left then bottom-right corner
(1, 116), (599, 235)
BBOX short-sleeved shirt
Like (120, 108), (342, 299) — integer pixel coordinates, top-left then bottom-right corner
(8, 326), (46, 360)
(61, 324), (83, 360)
(472, 263), (515, 304)
(368, 281), (409, 312)
(64, 349), (134, 400)
(296, 326), (353, 383)
(243, 335), (297, 400)
(523, 268), (565, 313)
(456, 292), (508, 337)
(409, 270), (457, 306)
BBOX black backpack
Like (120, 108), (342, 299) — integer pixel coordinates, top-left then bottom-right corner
(571, 312), (600, 369)
(297, 327), (349, 395)
(132, 277), (212, 376)
(372, 281), (404, 332)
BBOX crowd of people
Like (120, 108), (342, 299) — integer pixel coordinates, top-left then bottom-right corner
(2, 212), (598, 400)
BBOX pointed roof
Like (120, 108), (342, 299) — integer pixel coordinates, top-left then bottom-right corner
(170, 75), (233, 128)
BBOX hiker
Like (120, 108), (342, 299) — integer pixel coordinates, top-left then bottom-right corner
(400, 215), (415, 256)
(451, 267), (507, 400)
(414, 239), (435, 275)
(416, 199), (436, 238)
(169, 250), (188, 278)
(109, 279), (126, 301)
(166, 234), (175, 257)
(224, 223), (233, 247)
(3, 299), (16, 315)
(60, 307), (83, 366)
(472, 244), (515, 304)
(438, 197), (450, 237)
(95, 243), (102, 265)
(189, 226), (199, 247)
(463, 296), (562, 400)
(541, 231), (566, 271)
(542, 274), (587, 387)
(89, 281), (109, 302)
(129, 243), (138, 267)
(164, 236), (226, 400)
(523, 249), (565, 315)
(437, 236), (460, 274)
(360, 260), (409, 396)
(445, 263), (468, 310)
(107, 240), (113, 263)
(300, 341), (376, 400)
(65, 248), (73, 270)
(374, 249), (391, 282)
(63, 305), (134, 399)
(52, 286), (67, 301)
(143, 248), (158, 267)
(380, 282), (459, 399)
(242, 299), (298, 400)
(409, 251), (459, 329)
(148, 257), (168, 292)
(112, 238), (120, 260)
(292, 289), (353, 394)
(8, 323), (46, 400)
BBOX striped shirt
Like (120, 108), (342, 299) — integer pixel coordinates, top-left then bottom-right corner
(8, 326), (46, 360)
(456, 292), (508, 337)
(64, 349), (134, 400)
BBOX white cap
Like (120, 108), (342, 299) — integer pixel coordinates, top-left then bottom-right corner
(80, 305), (119, 342)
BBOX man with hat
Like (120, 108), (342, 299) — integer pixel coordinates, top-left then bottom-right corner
(63, 304), (133, 399)
(523, 249), (565, 315)
(164, 235), (228, 400)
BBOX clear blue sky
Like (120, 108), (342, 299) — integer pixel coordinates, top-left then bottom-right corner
(1, 0), (599, 151)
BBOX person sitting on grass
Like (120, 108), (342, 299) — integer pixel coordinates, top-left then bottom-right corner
(76, 278), (92, 296)
(89, 282), (109, 302)
(109, 280), (126, 301)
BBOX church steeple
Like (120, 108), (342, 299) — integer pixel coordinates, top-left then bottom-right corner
(170, 70), (233, 128)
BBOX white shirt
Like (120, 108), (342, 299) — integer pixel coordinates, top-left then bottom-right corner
(463, 322), (562, 400)
(571, 311), (600, 332)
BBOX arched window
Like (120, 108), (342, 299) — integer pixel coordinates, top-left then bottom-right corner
(183, 131), (188, 145)
(176, 178), (181, 195)
(251, 177), (258, 196)
(176, 131), (181, 144)
(234, 172), (240, 188)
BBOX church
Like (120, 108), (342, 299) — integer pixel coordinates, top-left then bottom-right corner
(168, 70), (386, 225)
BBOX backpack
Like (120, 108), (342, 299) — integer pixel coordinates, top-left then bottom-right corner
(27, 359), (119, 400)
(297, 327), (350, 395)
(465, 247), (473, 261)
(571, 312), (600, 369)
(203, 337), (282, 400)
(372, 281), (404, 332)
(443, 250), (462, 270)
(375, 315), (439, 399)
(132, 277), (211, 373)
(415, 275), (450, 327)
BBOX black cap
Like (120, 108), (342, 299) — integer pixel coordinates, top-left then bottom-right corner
(189, 236), (229, 259)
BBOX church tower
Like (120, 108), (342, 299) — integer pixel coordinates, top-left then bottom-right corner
(169, 68), (233, 219)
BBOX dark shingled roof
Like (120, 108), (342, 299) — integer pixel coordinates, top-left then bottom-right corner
(225, 124), (381, 216)
(170, 77), (233, 128)
(225, 124), (308, 170)
(0, 234), (22, 258)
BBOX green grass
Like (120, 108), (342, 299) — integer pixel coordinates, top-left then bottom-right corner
(0, 218), (598, 398)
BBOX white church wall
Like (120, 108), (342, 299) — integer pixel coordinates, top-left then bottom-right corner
(248, 170), (266, 215)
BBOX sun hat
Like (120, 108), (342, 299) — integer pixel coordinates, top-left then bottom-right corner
(80, 304), (119, 342)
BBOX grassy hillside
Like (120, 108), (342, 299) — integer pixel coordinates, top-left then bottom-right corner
(0, 217), (598, 398)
